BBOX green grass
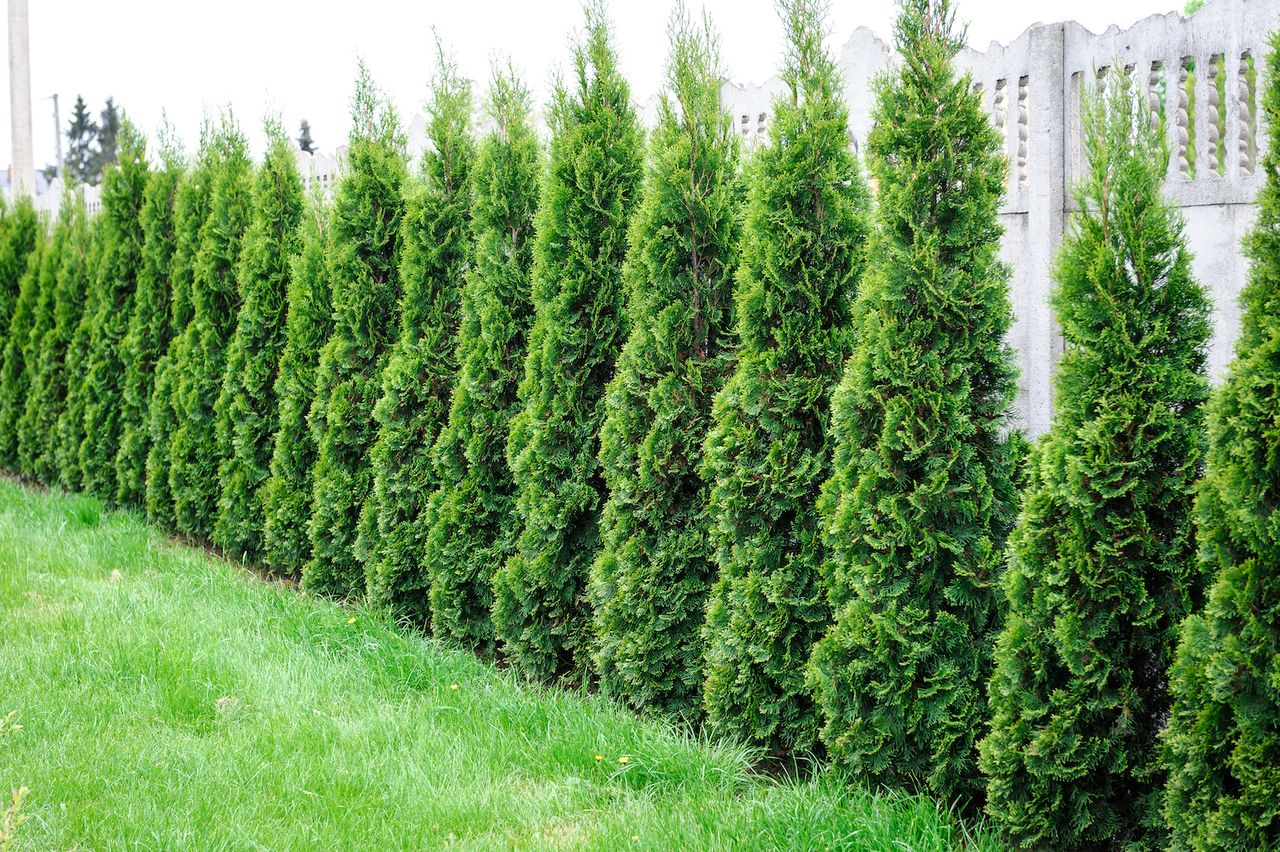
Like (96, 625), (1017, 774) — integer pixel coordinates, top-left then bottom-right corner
(0, 478), (996, 850)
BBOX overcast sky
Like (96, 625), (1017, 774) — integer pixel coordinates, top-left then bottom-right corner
(6, 0), (1186, 167)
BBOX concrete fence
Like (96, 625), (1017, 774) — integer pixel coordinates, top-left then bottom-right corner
(724, 0), (1273, 435)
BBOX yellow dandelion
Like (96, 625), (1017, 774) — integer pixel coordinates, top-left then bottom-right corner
(618, 755), (630, 765)
(594, 754), (603, 762)
(347, 616), (357, 624)
(450, 683), (460, 691)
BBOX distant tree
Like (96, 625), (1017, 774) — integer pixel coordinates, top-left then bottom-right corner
(303, 64), (408, 597)
(115, 130), (183, 506)
(491, 3), (644, 683)
(298, 119), (316, 154)
(808, 0), (1019, 804)
(1161, 33), (1280, 851)
(363, 49), (473, 618)
(77, 120), (149, 501)
(145, 129), (216, 528)
(698, 0), (870, 757)
(64, 95), (98, 185)
(261, 191), (331, 576)
(54, 216), (105, 490)
(0, 229), (45, 468)
(424, 62), (540, 653)
(588, 5), (741, 723)
(980, 71), (1211, 848)
(169, 113), (254, 540)
(1184, 0), (1205, 15)
(28, 192), (88, 483)
(213, 118), (305, 562)
(92, 97), (121, 180)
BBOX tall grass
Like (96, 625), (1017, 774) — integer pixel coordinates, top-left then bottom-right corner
(0, 478), (996, 849)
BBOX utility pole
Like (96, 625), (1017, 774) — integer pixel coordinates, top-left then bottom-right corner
(7, 0), (33, 197)
(44, 92), (60, 178)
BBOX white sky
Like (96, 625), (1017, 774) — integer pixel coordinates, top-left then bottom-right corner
(7, 0), (1186, 167)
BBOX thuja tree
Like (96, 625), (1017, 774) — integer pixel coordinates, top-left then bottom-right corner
(0, 197), (40, 463)
(425, 63), (540, 652)
(0, 197), (38, 349)
(0, 228), (44, 467)
(698, 0), (869, 756)
(79, 120), (149, 500)
(1161, 34), (1280, 851)
(146, 135), (216, 527)
(808, 0), (1019, 802)
(588, 7), (741, 722)
(213, 118), (304, 561)
(16, 203), (68, 478)
(979, 71), (1211, 848)
(54, 216), (105, 490)
(115, 130), (183, 506)
(261, 192), (331, 576)
(25, 191), (87, 483)
(170, 114), (254, 540)
(491, 4), (643, 682)
(363, 51), (473, 616)
(304, 66), (408, 596)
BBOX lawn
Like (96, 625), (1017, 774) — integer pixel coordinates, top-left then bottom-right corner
(0, 478), (995, 850)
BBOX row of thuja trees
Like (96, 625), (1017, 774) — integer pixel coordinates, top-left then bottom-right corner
(0, 0), (1275, 846)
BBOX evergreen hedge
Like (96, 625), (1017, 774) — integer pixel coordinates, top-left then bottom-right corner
(698, 0), (869, 756)
(979, 71), (1211, 848)
(588, 7), (741, 722)
(808, 0), (1019, 803)
(116, 133), (183, 506)
(78, 121), (150, 500)
(363, 52), (473, 618)
(146, 134), (216, 527)
(0, 197), (38, 350)
(491, 4), (644, 683)
(304, 66), (408, 597)
(0, 226), (45, 468)
(170, 115), (254, 540)
(261, 191), (331, 576)
(24, 190), (86, 484)
(55, 215), (105, 490)
(425, 64), (541, 653)
(213, 119), (304, 561)
(1161, 33), (1280, 851)
(16, 202), (67, 478)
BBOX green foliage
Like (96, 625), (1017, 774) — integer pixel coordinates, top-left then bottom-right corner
(145, 135), (216, 528)
(0, 227), (45, 469)
(78, 121), (150, 500)
(1161, 33), (1280, 851)
(698, 0), (869, 756)
(0, 198), (39, 460)
(588, 7), (741, 723)
(491, 4), (644, 683)
(363, 51), (474, 617)
(425, 64), (541, 653)
(24, 191), (88, 484)
(169, 114), (254, 541)
(979, 71), (1211, 848)
(115, 133), (183, 506)
(16, 202), (70, 479)
(54, 216), (105, 491)
(213, 119), (305, 562)
(808, 0), (1018, 804)
(261, 194), (331, 576)
(303, 65), (408, 597)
